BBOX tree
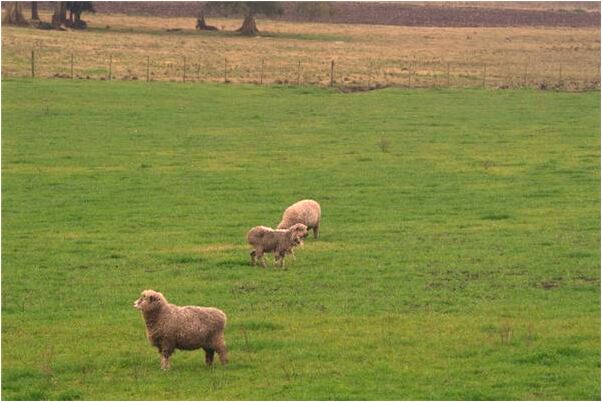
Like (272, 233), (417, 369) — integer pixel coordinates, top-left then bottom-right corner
(31, 2), (40, 21)
(66, 2), (95, 29)
(195, 8), (218, 31)
(2, 2), (28, 26)
(208, 2), (283, 36)
(51, 1), (67, 29)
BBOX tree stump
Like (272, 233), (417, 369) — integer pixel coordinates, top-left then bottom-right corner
(236, 15), (259, 36)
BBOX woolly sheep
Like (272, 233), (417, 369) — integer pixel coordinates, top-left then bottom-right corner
(246, 223), (308, 268)
(277, 199), (321, 239)
(133, 289), (228, 370)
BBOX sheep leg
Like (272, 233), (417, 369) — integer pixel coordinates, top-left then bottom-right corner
(204, 348), (215, 366)
(256, 251), (267, 268)
(313, 224), (319, 239)
(214, 336), (228, 365)
(253, 248), (266, 268)
(218, 348), (228, 365)
(159, 344), (174, 370)
(275, 252), (286, 268)
(160, 353), (172, 370)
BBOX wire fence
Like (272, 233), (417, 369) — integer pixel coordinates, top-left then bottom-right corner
(3, 48), (600, 91)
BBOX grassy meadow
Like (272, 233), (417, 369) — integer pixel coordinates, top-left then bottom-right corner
(1, 78), (600, 400)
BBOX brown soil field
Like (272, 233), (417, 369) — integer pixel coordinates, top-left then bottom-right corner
(2, 7), (600, 90)
(76, 2), (601, 27)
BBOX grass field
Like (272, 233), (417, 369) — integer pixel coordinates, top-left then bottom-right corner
(2, 12), (600, 89)
(1, 78), (600, 400)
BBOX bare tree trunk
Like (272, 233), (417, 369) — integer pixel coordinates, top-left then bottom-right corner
(2, 2), (28, 26)
(236, 14), (259, 36)
(195, 10), (217, 31)
(31, 2), (40, 20)
(51, 1), (67, 29)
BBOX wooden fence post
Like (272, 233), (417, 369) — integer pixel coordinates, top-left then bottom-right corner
(368, 60), (373, 87)
(31, 50), (35, 78)
(260, 59), (264, 85)
(297, 60), (301, 86)
(482, 63), (486, 88)
(431, 64), (436, 88)
(330, 59), (334, 87)
(70, 52), (74, 79)
(523, 62), (528, 87)
(447, 62), (450, 87)
(108, 54), (112, 81)
(146, 56), (150, 82)
(224, 58), (228, 83)
(558, 64), (562, 86)
(408, 62), (412, 88)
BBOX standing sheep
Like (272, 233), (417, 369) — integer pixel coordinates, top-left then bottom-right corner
(247, 223), (308, 268)
(133, 289), (228, 370)
(277, 199), (321, 239)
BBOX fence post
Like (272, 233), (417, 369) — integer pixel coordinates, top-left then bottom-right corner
(368, 60), (373, 87)
(408, 62), (412, 88)
(446, 62), (450, 87)
(31, 50), (35, 78)
(183, 56), (186, 83)
(260, 59), (264, 85)
(523, 62), (528, 87)
(558, 64), (562, 86)
(146, 56), (150, 82)
(224, 58), (228, 83)
(297, 60), (301, 86)
(108, 54), (112, 81)
(197, 62), (201, 82)
(482, 63), (486, 88)
(429, 63), (439, 88)
(70, 52), (74, 79)
(330, 59), (334, 87)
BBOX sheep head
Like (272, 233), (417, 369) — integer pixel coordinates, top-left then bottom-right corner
(287, 223), (308, 243)
(134, 289), (166, 312)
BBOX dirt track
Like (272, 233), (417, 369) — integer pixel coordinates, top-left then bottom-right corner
(87, 1), (600, 28)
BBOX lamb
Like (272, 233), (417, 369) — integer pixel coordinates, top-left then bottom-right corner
(133, 289), (228, 370)
(277, 199), (321, 239)
(247, 223), (308, 268)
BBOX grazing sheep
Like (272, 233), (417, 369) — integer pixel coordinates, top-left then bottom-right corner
(277, 199), (321, 239)
(247, 223), (308, 267)
(133, 290), (228, 370)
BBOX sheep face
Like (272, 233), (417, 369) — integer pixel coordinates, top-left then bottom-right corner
(288, 223), (309, 241)
(133, 290), (165, 313)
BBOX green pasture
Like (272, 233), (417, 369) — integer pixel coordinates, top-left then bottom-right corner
(1, 79), (600, 400)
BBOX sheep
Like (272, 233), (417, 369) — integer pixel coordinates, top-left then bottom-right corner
(133, 289), (228, 370)
(277, 199), (321, 239)
(247, 223), (308, 268)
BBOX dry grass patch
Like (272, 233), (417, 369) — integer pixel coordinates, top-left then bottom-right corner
(2, 12), (599, 89)
(159, 243), (246, 255)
